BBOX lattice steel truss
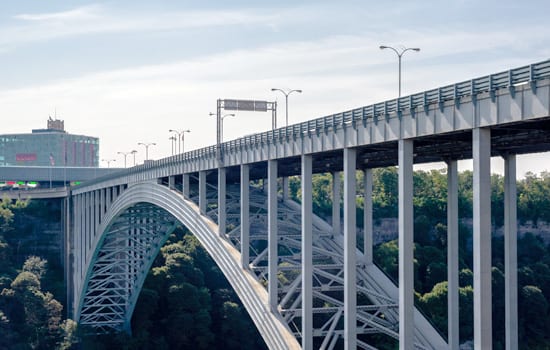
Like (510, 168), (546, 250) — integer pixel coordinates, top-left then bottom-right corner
(190, 179), (441, 349)
(78, 203), (178, 333)
(76, 178), (443, 348)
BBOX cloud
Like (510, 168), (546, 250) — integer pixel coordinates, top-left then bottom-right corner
(1, 5), (286, 51)
(1, 1), (549, 169)
(14, 5), (102, 22)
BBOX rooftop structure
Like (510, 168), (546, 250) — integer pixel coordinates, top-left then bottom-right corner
(0, 118), (99, 167)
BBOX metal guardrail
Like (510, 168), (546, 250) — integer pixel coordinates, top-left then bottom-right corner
(77, 59), (550, 188)
(217, 59), (550, 152)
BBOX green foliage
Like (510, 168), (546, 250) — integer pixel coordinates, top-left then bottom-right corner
(312, 173), (334, 218)
(374, 240), (398, 280)
(0, 257), (73, 349)
(0, 201), (77, 350)
(23, 255), (48, 280)
(369, 168), (550, 348)
(0, 197), (16, 233)
(519, 285), (550, 348)
(58, 319), (79, 350)
(518, 171), (550, 224)
(372, 167), (398, 218)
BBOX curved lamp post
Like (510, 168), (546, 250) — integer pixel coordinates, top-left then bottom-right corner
(168, 136), (177, 155)
(379, 45), (420, 97)
(117, 151), (132, 168)
(209, 112), (235, 142)
(137, 142), (156, 161)
(271, 88), (302, 127)
(101, 158), (116, 168)
(130, 150), (137, 166)
(169, 129), (191, 154)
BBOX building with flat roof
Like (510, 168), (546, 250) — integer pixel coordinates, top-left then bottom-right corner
(0, 117), (99, 167)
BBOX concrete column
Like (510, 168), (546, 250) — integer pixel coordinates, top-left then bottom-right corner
(99, 188), (105, 223)
(106, 187), (112, 212)
(332, 171), (341, 235)
(85, 192), (91, 256)
(218, 167), (226, 237)
(241, 164), (250, 269)
(94, 191), (100, 239)
(268, 160), (278, 310)
(447, 160), (459, 350)
(363, 168), (373, 265)
(282, 176), (290, 200)
(168, 175), (175, 190)
(183, 174), (190, 199)
(398, 139), (414, 349)
(65, 196), (73, 318)
(504, 154), (518, 350)
(343, 148), (357, 349)
(473, 127), (492, 349)
(199, 171), (207, 215)
(74, 195), (81, 284)
(112, 185), (118, 202)
(89, 192), (95, 244)
(79, 194), (85, 281)
(301, 154), (313, 350)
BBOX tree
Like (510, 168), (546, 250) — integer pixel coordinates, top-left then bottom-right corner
(1, 257), (68, 349)
(58, 319), (79, 350)
(374, 240), (398, 280)
(0, 310), (21, 349)
(518, 172), (550, 224)
(0, 197), (15, 233)
(518, 286), (549, 348)
(418, 281), (448, 333)
(23, 255), (48, 280)
(518, 233), (546, 266)
(372, 167), (398, 218)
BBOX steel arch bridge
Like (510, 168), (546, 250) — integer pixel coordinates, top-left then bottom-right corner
(71, 179), (446, 349)
(72, 182), (300, 348)
(67, 59), (550, 349)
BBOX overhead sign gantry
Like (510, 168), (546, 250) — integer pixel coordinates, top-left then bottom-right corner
(215, 98), (277, 163)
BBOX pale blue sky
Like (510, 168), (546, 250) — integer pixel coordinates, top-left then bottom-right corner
(1, 1), (549, 174)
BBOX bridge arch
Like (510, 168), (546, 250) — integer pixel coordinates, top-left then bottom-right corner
(74, 182), (299, 350)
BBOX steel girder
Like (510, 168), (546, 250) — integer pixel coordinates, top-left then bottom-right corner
(189, 179), (446, 349)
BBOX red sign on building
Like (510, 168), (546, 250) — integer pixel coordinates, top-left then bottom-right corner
(16, 153), (37, 162)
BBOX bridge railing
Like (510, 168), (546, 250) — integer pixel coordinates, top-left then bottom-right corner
(220, 59), (549, 149)
(75, 59), (550, 190)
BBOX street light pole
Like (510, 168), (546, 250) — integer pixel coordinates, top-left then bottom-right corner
(138, 142), (156, 161)
(131, 150), (137, 166)
(117, 151), (131, 168)
(210, 112), (234, 142)
(181, 130), (190, 154)
(169, 136), (176, 155)
(169, 129), (191, 154)
(271, 88), (302, 127)
(379, 45), (420, 97)
(101, 158), (116, 168)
